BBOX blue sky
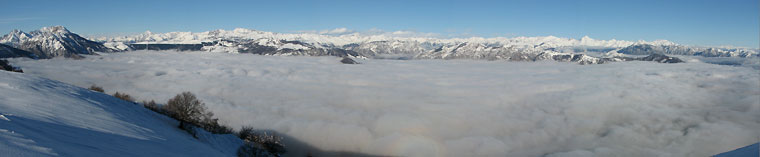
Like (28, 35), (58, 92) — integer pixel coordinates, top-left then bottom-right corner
(1, 0), (758, 48)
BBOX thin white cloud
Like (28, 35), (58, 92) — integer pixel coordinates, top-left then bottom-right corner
(319, 28), (352, 34)
(354, 28), (441, 38)
(298, 27), (355, 35)
(297, 27), (442, 38)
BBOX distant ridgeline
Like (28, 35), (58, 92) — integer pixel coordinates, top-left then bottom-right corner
(0, 26), (117, 59)
(617, 44), (757, 58)
(2, 26), (757, 64)
(127, 39), (360, 57)
(129, 43), (204, 51)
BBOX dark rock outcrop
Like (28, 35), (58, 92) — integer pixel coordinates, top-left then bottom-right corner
(604, 54), (684, 63)
(340, 57), (359, 64)
(0, 59), (23, 73)
(129, 44), (204, 51)
(637, 54), (684, 63)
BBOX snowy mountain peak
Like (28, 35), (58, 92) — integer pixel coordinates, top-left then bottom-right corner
(232, 28), (259, 33)
(635, 39), (676, 46)
(39, 25), (70, 34)
(580, 35), (593, 41)
(9, 29), (24, 35)
(1, 30), (31, 45)
(1, 26), (116, 59)
(78, 27), (758, 61)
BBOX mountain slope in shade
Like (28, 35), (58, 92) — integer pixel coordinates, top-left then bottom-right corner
(0, 43), (36, 59)
(0, 26), (116, 59)
(0, 71), (241, 156)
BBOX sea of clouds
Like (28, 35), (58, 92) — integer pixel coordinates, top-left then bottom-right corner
(12, 51), (760, 156)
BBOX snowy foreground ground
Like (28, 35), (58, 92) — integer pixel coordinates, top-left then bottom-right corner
(10, 51), (760, 156)
(0, 71), (243, 156)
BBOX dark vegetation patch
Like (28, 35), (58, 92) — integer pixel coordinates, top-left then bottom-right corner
(95, 85), (285, 156)
(0, 60), (23, 73)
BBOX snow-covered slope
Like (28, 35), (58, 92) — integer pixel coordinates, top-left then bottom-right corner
(0, 26), (116, 59)
(714, 142), (759, 157)
(0, 71), (241, 156)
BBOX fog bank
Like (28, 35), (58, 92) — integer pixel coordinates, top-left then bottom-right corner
(14, 51), (760, 156)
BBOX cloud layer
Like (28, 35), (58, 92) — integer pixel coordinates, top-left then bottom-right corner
(297, 27), (442, 38)
(297, 27), (355, 35)
(13, 51), (760, 156)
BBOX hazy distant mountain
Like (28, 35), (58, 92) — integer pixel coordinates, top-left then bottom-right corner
(617, 44), (758, 58)
(0, 26), (116, 59)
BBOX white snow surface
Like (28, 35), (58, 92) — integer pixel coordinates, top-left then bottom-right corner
(714, 142), (759, 157)
(0, 70), (242, 156)
(11, 51), (760, 157)
(278, 43), (310, 50)
(102, 42), (130, 51)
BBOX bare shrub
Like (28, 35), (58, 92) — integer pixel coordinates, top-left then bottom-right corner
(0, 60), (23, 73)
(113, 92), (135, 102)
(238, 126), (286, 155)
(88, 85), (104, 93)
(141, 100), (162, 113)
(138, 92), (274, 154)
(165, 92), (211, 124)
(202, 117), (235, 134)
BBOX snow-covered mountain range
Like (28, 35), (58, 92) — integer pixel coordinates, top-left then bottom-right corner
(95, 27), (757, 63)
(616, 43), (757, 58)
(0, 26), (116, 59)
(2, 26), (757, 64)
